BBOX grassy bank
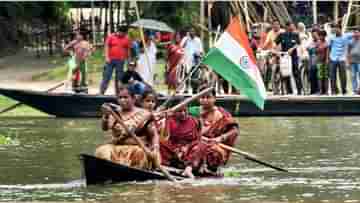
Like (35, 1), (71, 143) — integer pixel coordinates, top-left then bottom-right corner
(0, 96), (48, 117)
(31, 49), (168, 93)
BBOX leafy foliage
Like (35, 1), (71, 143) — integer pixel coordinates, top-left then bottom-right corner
(138, 2), (200, 31)
(0, 2), (71, 23)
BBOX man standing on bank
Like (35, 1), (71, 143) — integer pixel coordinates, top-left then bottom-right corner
(100, 26), (131, 95)
(275, 22), (302, 95)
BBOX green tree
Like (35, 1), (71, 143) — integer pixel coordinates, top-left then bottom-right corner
(138, 1), (200, 30)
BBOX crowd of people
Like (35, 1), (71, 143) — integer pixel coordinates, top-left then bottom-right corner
(94, 85), (239, 178)
(251, 21), (360, 96)
(64, 20), (360, 97)
(64, 25), (204, 95)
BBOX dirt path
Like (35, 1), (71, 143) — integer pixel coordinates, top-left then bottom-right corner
(0, 51), (62, 90)
(0, 50), (113, 94)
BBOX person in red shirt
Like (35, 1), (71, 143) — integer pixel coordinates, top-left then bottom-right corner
(99, 26), (131, 94)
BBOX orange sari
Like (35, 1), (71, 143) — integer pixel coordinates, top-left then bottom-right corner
(95, 108), (155, 170)
(200, 107), (239, 171)
(165, 44), (184, 89)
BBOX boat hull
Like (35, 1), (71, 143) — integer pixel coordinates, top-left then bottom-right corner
(1, 87), (360, 117)
(80, 154), (167, 185)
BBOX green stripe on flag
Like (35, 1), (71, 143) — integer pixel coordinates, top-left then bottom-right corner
(203, 48), (265, 109)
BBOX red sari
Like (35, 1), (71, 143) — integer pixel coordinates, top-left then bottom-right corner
(165, 44), (184, 89)
(160, 115), (203, 170)
(200, 107), (239, 171)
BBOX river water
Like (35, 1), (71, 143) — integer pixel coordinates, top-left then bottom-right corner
(0, 117), (360, 203)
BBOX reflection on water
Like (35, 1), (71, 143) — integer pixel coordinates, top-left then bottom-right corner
(0, 117), (360, 202)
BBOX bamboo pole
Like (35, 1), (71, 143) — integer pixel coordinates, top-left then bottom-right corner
(91, 0), (96, 45)
(244, 0), (250, 32)
(208, 1), (213, 48)
(334, 0), (339, 23)
(356, 2), (360, 26)
(200, 0), (205, 42)
(280, 1), (292, 23)
(265, 2), (277, 22)
(326, 6), (360, 27)
(248, 3), (260, 23)
(134, 1), (152, 82)
(269, 2), (285, 26)
(313, 0), (317, 25)
(342, 0), (353, 33)
(263, 4), (268, 23)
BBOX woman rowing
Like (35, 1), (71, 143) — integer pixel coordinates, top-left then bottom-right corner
(159, 106), (205, 178)
(189, 86), (239, 174)
(95, 85), (160, 170)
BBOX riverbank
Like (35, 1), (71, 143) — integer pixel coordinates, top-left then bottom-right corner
(0, 49), (167, 116)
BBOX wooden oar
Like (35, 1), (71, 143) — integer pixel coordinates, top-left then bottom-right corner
(106, 107), (176, 181)
(162, 86), (214, 114)
(0, 81), (65, 115)
(218, 143), (289, 172)
(157, 63), (202, 111)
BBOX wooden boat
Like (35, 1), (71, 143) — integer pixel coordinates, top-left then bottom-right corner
(2, 87), (360, 117)
(80, 154), (183, 185)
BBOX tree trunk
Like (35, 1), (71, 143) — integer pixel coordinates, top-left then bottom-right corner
(99, 3), (103, 40)
(47, 24), (53, 56)
(124, 1), (130, 26)
(117, 1), (122, 27)
(109, 1), (114, 33)
(104, 1), (109, 37)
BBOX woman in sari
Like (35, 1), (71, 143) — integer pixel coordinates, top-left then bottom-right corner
(64, 31), (93, 93)
(95, 86), (160, 170)
(189, 86), (239, 173)
(165, 32), (185, 92)
(159, 106), (204, 178)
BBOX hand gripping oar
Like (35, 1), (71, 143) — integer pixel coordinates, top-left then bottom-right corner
(0, 81), (65, 115)
(218, 143), (289, 172)
(106, 107), (176, 181)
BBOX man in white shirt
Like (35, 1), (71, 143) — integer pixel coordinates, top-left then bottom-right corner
(181, 28), (204, 72)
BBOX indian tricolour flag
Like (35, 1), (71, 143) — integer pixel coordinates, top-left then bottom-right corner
(202, 17), (266, 109)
